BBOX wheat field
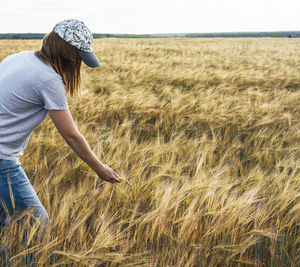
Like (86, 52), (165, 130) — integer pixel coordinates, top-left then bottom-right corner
(0, 37), (299, 266)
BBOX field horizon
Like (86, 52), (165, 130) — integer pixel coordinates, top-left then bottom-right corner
(1, 30), (300, 40)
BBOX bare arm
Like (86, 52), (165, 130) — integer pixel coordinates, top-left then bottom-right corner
(48, 109), (121, 183)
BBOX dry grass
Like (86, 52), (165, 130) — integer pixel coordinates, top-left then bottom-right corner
(0, 37), (299, 266)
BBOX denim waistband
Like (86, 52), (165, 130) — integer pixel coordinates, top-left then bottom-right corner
(0, 159), (21, 173)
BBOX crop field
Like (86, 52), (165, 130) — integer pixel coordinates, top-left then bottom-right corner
(0, 37), (299, 266)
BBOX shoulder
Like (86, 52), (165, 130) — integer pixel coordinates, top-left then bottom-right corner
(32, 53), (63, 82)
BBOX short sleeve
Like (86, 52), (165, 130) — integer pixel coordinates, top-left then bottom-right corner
(41, 77), (69, 110)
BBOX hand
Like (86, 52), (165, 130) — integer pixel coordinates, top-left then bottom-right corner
(96, 164), (121, 183)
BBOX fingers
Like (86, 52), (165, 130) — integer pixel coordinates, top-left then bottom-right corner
(101, 165), (121, 183)
(108, 174), (121, 183)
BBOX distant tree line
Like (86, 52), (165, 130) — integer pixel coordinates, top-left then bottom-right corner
(93, 33), (153, 38)
(0, 33), (45, 39)
(0, 31), (299, 39)
(183, 31), (300, 38)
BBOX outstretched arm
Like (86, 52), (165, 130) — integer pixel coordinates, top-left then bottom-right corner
(48, 109), (121, 183)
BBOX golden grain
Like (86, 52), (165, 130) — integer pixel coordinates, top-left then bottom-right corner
(0, 37), (299, 266)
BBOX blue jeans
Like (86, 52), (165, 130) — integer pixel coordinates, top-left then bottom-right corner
(0, 159), (49, 265)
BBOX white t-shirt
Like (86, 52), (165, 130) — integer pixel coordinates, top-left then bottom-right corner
(0, 51), (68, 160)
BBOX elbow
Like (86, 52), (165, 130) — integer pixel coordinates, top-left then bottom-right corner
(62, 130), (82, 144)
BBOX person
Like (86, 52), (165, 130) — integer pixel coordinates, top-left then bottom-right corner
(0, 19), (121, 265)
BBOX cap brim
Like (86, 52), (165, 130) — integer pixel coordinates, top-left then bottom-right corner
(77, 49), (101, 68)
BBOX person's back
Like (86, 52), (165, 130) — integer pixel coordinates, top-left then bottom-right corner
(0, 51), (67, 160)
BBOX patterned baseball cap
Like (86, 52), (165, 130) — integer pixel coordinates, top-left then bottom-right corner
(53, 19), (100, 68)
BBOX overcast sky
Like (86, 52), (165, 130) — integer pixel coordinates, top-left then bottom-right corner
(1, 0), (299, 34)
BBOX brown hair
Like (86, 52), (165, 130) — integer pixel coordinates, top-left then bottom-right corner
(35, 31), (82, 96)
